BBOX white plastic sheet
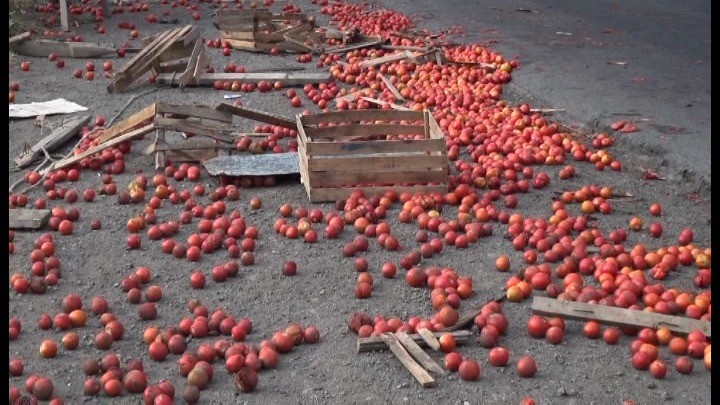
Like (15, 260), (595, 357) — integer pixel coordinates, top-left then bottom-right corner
(9, 98), (88, 119)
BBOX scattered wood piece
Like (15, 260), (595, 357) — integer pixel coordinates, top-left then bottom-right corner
(59, 0), (69, 31)
(95, 103), (157, 144)
(154, 117), (234, 143)
(416, 328), (440, 350)
(359, 51), (412, 68)
(9, 32), (31, 46)
(530, 108), (566, 113)
(15, 115), (92, 168)
(378, 333), (437, 388)
(532, 296), (711, 337)
(444, 59), (496, 70)
(357, 330), (473, 353)
(378, 73), (404, 102)
(156, 103), (233, 123)
(155, 71), (332, 87)
(10, 39), (122, 58)
(325, 35), (384, 53)
(359, 96), (411, 111)
(216, 102), (296, 129)
(336, 89), (375, 103)
(441, 293), (506, 332)
(395, 333), (447, 376)
(44, 124), (156, 175)
(381, 44), (430, 52)
(9, 209), (51, 230)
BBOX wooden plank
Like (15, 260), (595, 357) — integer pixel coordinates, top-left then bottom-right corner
(310, 184), (447, 203)
(382, 44), (431, 52)
(531, 296), (712, 337)
(117, 28), (180, 77)
(9, 209), (51, 230)
(427, 113), (444, 140)
(15, 115), (92, 168)
(216, 102), (296, 129)
(153, 117), (234, 143)
(95, 103), (157, 144)
(122, 26), (192, 78)
(192, 46), (209, 85)
(307, 154), (447, 172)
(9, 40), (120, 58)
(378, 74), (405, 102)
(9, 32), (32, 46)
(305, 124), (426, 140)
(378, 334), (436, 388)
(222, 38), (311, 53)
(358, 330), (472, 353)
(336, 89), (376, 103)
(359, 97), (411, 111)
(395, 333), (447, 376)
(305, 138), (445, 156)
(308, 169), (447, 188)
(157, 59), (189, 74)
(155, 140), (235, 151)
(156, 71), (331, 87)
(416, 328), (440, 351)
(45, 124), (155, 174)
(325, 36), (384, 53)
(59, 0), (69, 31)
(300, 110), (423, 125)
(155, 41), (195, 64)
(359, 52), (412, 68)
(155, 103), (233, 123)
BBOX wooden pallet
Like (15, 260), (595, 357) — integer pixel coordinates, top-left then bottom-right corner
(296, 110), (448, 202)
(216, 9), (322, 54)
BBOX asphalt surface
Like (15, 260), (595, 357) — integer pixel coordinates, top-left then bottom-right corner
(383, 0), (712, 189)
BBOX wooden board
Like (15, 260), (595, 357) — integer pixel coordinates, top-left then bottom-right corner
(307, 169), (447, 188)
(156, 71), (331, 87)
(59, 0), (69, 31)
(153, 140), (235, 152)
(307, 154), (447, 172)
(178, 39), (204, 88)
(325, 36), (384, 53)
(155, 103), (233, 123)
(10, 40), (120, 58)
(305, 138), (445, 156)
(221, 38), (312, 53)
(531, 296), (712, 337)
(309, 184), (447, 203)
(378, 73), (405, 102)
(300, 110), (423, 125)
(358, 330), (473, 353)
(395, 332), (447, 376)
(216, 102), (296, 129)
(378, 333), (436, 388)
(9, 209), (51, 230)
(153, 117), (234, 143)
(359, 96), (411, 111)
(416, 328), (440, 351)
(9, 32), (31, 46)
(45, 124), (155, 174)
(95, 103), (157, 144)
(359, 52), (413, 68)
(15, 115), (92, 168)
(304, 124), (426, 140)
(116, 28), (181, 77)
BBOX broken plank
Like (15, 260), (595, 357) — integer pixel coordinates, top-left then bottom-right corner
(59, 0), (69, 31)
(10, 40), (120, 58)
(381, 44), (431, 52)
(441, 293), (507, 332)
(118, 27), (183, 76)
(325, 36), (384, 53)
(95, 103), (157, 144)
(378, 73), (405, 102)
(395, 333), (447, 375)
(155, 103), (233, 123)
(530, 108), (566, 113)
(378, 334), (436, 388)
(216, 102), (296, 129)
(153, 117), (234, 143)
(45, 124), (156, 174)
(359, 51), (412, 68)
(9, 32), (31, 46)
(444, 59), (496, 70)
(155, 71), (331, 87)
(336, 89), (376, 103)
(359, 96), (411, 111)
(15, 114), (92, 168)
(531, 296), (711, 337)
(9, 209), (51, 230)
(357, 330), (473, 353)
(416, 328), (440, 351)
(157, 59), (190, 74)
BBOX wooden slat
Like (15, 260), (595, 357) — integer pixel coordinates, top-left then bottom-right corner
(156, 71), (331, 87)
(45, 124), (155, 174)
(117, 28), (181, 76)
(217, 102), (297, 129)
(427, 113), (444, 140)
(358, 330), (472, 353)
(531, 297), (712, 337)
(9, 40), (119, 58)
(132, 26), (193, 78)
(309, 184), (447, 203)
(305, 138), (445, 156)
(95, 103), (157, 144)
(157, 59), (189, 74)
(15, 115), (92, 168)
(325, 36), (384, 53)
(359, 52), (413, 68)
(155, 41), (195, 64)
(308, 169), (447, 188)
(395, 333), (447, 376)
(9, 32), (32, 46)
(416, 328), (440, 351)
(153, 117), (234, 143)
(154, 140), (235, 151)
(156, 103), (233, 123)
(221, 38), (312, 53)
(378, 333), (436, 388)
(300, 110), (423, 125)
(378, 74), (405, 102)
(305, 124), (426, 140)
(9, 209), (51, 230)
(59, 0), (69, 31)
(307, 154), (447, 172)
(358, 97), (411, 111)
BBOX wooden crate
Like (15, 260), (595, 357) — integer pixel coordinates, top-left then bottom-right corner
(296, 110), (448, 202)
(216, 9), (321, 53)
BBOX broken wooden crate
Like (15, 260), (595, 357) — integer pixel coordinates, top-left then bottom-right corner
(296, 110), (448, 202)
(216, 9), (323, 54)
(108, 25), (207, 93)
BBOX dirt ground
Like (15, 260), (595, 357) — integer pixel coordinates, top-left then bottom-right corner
(8, 1), (711, 404)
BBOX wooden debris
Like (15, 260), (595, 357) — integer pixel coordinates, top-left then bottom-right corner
(156, 103), (233, 123)
(378, 73), (405, 102)
(336, 89), (376, 103)
(9, 38), (128, 58)
(444, 59), (496, 70)
(532, 296), (711, 337)
(530, 108), (566, 114)
(357, 330), (473, 353)
(441, 293), (507, 332)
(359, 96), (411, 111)
(155, 71), (332, 87)
(216, 9), (322, 54)
(9, 209), (51, 230)
(325, 35), (384, 53)
(95, 103), (157, 144)
(416, 328), (440, 351)
(59, 0), (69, 32)
(216, 102), (297, 129)
(378, 333), (436, 388)
(15, 115), (92, 168)
(359, 51), (413, 68)
(9, 32), (32, 46)
(395, 333), (447, 376)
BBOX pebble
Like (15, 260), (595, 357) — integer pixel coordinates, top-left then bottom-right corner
(648, 382), (657, 389)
